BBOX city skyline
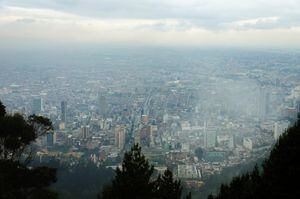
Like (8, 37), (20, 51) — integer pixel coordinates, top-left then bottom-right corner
(1, 1), (300, 198)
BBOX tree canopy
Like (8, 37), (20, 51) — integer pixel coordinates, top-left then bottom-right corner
(209, 117), (300, 199)
(0, 101), (5, 117)
(0, 100), (58, 199)
(98, 143), (190, 199)
(153, 169), (183, 199)
(195, 147), (204, 161)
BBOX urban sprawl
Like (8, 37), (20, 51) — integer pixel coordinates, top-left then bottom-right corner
(1, 49), (300, 188)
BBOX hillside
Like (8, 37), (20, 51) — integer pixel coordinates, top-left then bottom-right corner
(209, 117), (300, 199)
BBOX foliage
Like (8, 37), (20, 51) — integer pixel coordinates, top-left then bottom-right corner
(209, 117), (300, 199)
(98, 144), (190, 199)
(194, 147), (204, 160)
(153, 169), (183, 199)
(0, 101), (5, 117)
(99, 144), (155, 199)
(188, 157), (263, 199)
(0, 100), (57, 199)
(52, 162), (114, 199)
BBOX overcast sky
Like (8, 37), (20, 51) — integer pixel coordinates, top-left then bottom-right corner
(0, 0), (300, 48)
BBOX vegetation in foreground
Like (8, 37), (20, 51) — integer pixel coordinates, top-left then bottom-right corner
(98, 144), (191, 199)
(1, 97), (300, 199)
(209, 116), (300, 199)
(0, 101), (58, 199)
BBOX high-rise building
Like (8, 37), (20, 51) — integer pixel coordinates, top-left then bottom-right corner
(134, 129), (141, 145)
(163, 113), (168, 123)
(98, 93), (108, 116)
(81, 125), (90, 139)
(243, 138), (253, 150)
(204, 122), (217, 148)
(228, 136), (235, 149)
(258, 87), (269, 120)
(66, 134), (73, 146)
(139, 125), (152, 147)
(61, 101), (67, 123)
(141, 114), (149, 124)
(274, 121), (290, 140)
(149, 124), (157, 147)
(296, 99), (300, 113)
(47, 132), (57, 147)
(115, 125), (126, 150)
(32, 98), (43, 114)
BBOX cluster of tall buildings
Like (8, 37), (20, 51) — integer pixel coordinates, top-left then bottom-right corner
(1, 49), (300, 185)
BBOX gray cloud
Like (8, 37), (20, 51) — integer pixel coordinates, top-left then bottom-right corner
(14, 18), (36, 24)
(1, 0), (300, 47)
(2, 0), (300, 30)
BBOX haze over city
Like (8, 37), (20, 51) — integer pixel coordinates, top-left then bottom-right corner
(0, 1), (300, 199)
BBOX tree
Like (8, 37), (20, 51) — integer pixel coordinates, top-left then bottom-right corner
(0, 101), (5, 117)
(51, 161), (114, 199)
(98, 144), (154, 199)
(261, 116), (300, 198)
(195, 147), (204, 161)
(185, 192), (192, 199)
(153, 169), (182, 199)
(209, 117), (300, 199)
(0, 100), (58, 199)
(98, 144), (189, 199)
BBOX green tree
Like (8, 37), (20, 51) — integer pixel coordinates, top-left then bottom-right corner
(261, 117), (300, 198)
(185, 192), (192, 199)
(209, 117), (300, 199)
(51, 162), (114, 199)
(0, 100), (58, 199)
(194, 147), (204, 161)
(98, 144), (154, 199)
(153, 169), (182, 199)
(0, 101), (5, 117)
(98, 144), (189, 199)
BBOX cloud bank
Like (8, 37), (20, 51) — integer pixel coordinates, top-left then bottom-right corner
(0, 0), (300, 47)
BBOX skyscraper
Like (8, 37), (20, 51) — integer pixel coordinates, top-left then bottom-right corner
(258, 87), (269, 120)
(32, 98), (43, 114)
(149, 124), (157, 147)
(115, 125), (126, 150)
(98, 93), (108, 116)
(81, 125), (90, 139)
(204, 122), (217, 149)
(47, 132), (57, 147)
(134, 129), (141, 145)
(141, 114), (149, 124)
(296, 99), (300, 113)
(61, 101), (67, 123)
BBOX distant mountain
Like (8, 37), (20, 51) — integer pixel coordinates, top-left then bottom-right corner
(208, 117), (300, 199)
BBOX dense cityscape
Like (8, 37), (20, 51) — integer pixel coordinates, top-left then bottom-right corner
(1, 48), (300, 191)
